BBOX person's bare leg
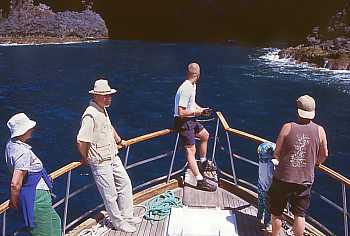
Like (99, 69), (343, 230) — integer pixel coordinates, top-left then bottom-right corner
(293, 215), (305, 236)
(185, 145), (200, 176)
(271, 214), (282, 236)
(196, 128), (209, 158)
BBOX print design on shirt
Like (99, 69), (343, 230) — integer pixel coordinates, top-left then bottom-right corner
(290, 134), (310, 168)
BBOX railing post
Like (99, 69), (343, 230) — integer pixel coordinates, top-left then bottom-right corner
(124, 145), (131, 167)
(211, 118), (220, 164)
(167, 133), (180, 183)
(225, 131), (238, 186)
(342, 183), (348, 236)
(2, 211), (6, 236)
(62, 170), (72, 235)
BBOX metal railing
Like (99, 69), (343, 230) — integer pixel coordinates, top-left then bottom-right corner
(0, 128), (183, 235)
(214, 111), (349, 236)
(1, 112), (349, 236)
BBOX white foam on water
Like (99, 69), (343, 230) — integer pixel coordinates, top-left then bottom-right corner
(259, 48), (350, 73)
(248, 48), (350, 95)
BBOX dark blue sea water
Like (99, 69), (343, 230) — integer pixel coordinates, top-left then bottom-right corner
(0, 40), (349, 235)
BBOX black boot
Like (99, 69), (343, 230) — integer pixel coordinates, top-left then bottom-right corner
(196, 179), (217, 192)
(199, 160), (217, 175)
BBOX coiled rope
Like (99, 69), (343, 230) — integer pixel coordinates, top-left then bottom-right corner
(77, 216), (112, 236)
(144, 190), (183, 223)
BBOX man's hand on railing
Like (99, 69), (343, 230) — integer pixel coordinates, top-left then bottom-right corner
(80, 158), (88, 165)
(9, 200), (17, 209)
(119, 140), (127, 147)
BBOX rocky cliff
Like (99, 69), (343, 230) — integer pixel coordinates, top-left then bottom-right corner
(0, 0), (108, 44)
(2, 0), (348, 45)
(279, 6), (350, 70)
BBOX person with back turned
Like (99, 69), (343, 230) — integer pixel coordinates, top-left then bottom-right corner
(77, 78), (141, 233)
(267, 95), (328, 236)
(173, 62), (217, 192)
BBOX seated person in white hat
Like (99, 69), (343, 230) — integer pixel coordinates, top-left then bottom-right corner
(5, 113), (61, 235)
(77, 77), (141, 233)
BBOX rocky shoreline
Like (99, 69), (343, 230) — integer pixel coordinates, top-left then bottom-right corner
(0, 36), (106, 45)
(278, 10), (350, 70)
(0, 0), (108, 45)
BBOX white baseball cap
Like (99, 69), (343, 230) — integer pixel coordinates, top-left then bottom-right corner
(7, 113), (36, 138)
(297, 95), (315, 119)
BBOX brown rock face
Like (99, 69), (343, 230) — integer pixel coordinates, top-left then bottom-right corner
(279, 9), (350, 70)
(0, 0), (108, 44)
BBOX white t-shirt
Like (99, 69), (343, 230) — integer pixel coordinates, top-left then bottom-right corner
(174, 80), (196, 117)
(5, 139), (49, 190)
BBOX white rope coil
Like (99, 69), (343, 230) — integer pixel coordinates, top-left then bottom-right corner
(77, 217), (112, 236)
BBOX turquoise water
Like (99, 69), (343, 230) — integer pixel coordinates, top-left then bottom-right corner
(0, 40), (349, 234)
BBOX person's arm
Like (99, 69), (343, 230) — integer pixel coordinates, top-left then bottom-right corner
(77, 114), (94, 164)
(77, 140), (91, 163)
(10, 169), (27, 209)
(317, 125), (328, 165)
(274, 123), (291, 161)
(178, 106), (202, 117)
(112, 126), (127, 147)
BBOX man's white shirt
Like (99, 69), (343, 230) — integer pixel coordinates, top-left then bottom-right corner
(174, 80), (196, 117)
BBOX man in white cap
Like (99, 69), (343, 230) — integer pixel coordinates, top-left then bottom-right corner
(77, 77), (141, 233)
(267, 95), (328, 236)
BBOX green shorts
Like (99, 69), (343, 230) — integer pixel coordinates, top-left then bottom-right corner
(30, 189), (61, 236)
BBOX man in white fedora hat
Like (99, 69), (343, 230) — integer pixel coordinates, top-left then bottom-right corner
(267, 95), (328, 236)
(77, 77), (141, 233)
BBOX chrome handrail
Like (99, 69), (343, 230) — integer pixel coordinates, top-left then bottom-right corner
(216, 111), (348, 236)
(52, 182), (95, 208)
(0, 128), (179, 235)
(62, 170), (72, 235)
(343, 184), (348, 236)
(1, 112), (349, 236)
(167, 133), (180, 183)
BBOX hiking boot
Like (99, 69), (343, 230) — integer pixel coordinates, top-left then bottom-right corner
(125, 216), (142, 224)
(196, 179), (217, 192)
(115, 222), (136, 233)
(198, 160), (217, 174)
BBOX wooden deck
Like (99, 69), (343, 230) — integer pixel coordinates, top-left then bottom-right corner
(106, 169), (288, 236)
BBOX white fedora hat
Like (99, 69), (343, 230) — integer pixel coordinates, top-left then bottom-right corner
(89, 79), (117, 95)
(7, 113), (36, 138)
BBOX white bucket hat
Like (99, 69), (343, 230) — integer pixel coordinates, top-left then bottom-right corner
(297, 95), (315, 119)
(7, 113), (36, 138)
(89, 79), (117, 95)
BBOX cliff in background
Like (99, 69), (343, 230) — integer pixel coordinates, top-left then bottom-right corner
(0, 0), (349, 52)
(279, 4), (350, 70)
(0, 0), (348, 45)
(0, 0), (108, 44)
